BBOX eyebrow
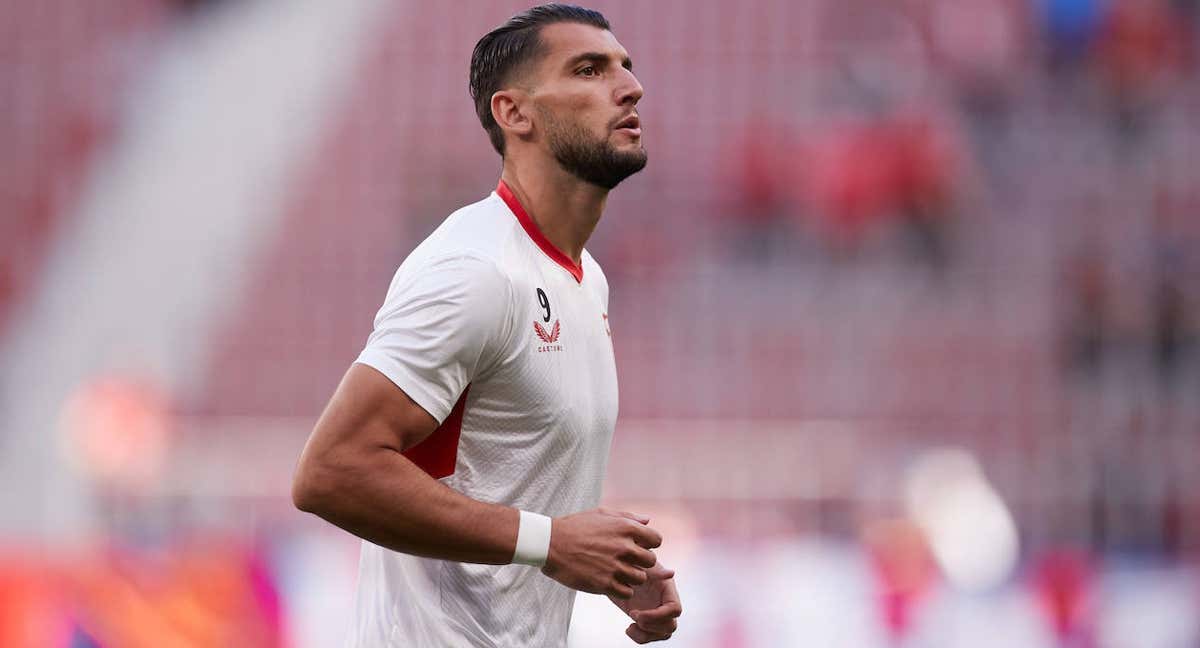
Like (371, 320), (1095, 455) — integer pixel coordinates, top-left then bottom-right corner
(564, 51), (633, 72)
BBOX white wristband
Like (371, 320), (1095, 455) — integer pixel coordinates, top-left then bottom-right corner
(512, 510), (552, 567)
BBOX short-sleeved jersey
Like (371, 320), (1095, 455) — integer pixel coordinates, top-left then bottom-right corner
(347, 180), (619, 647)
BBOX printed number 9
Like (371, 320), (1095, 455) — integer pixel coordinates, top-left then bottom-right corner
(537, 288), (551, 322)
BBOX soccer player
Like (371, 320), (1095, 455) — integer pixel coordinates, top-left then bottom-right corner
(291, 4), (682, 646)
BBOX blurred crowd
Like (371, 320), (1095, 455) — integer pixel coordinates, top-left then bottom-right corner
(707, 0), (1200, 559)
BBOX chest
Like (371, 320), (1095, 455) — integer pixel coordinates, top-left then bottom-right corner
(475, 269), (619, 440)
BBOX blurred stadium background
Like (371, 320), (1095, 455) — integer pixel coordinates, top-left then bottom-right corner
(2, 0), (1199, 645)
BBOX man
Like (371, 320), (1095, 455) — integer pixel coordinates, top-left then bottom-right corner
(291, 4), (682, 646)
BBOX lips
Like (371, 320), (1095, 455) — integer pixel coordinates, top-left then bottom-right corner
(614, 113), (641, 137)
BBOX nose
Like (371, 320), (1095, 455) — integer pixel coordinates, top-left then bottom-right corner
(616, 67), (643, 106)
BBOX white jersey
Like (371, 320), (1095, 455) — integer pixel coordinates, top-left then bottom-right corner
(347, 180), (619, 647)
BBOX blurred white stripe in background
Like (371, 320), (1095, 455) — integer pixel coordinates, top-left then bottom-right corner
(0, 0), (389, 541)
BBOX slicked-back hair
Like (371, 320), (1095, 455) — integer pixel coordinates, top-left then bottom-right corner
(470, 4), (610, 156)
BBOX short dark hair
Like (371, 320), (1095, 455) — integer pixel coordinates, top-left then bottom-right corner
(469, 4), (610, 156)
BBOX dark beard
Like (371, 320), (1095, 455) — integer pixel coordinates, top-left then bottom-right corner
(542, 109), (647, 190)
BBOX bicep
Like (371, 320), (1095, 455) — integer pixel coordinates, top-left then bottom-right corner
(307, 363), (440, 460)
(292, 363), (448, 519)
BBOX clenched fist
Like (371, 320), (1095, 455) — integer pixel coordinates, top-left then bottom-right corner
(541, 508), (662, 599)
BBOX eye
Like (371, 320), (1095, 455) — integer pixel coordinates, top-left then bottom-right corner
(577, 65), (597, 77)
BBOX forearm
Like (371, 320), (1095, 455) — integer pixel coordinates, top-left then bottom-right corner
(293, 446), (519, 565)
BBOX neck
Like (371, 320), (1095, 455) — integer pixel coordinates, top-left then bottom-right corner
(499, 156), (608, 265)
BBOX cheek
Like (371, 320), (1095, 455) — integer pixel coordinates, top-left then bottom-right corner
(560, 110), (607, 141)
(538, 90), (609, 138)
(557, 88), (609, 124)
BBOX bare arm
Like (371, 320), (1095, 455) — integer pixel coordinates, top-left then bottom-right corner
(292, 363), (664, 598)
(292, 363), (518, 564)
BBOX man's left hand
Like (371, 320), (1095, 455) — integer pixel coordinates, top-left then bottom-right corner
(607, 560), (682, 643)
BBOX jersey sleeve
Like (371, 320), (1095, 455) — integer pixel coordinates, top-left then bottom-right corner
(354, 252), (513, 423)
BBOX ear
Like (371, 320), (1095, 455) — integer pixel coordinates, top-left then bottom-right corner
(491, 89), (533, 143)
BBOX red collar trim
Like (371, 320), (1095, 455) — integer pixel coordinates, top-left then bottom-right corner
(496, 179), (584, 283)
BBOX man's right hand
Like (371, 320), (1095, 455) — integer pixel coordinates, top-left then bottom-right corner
(540, 508), (663, 599)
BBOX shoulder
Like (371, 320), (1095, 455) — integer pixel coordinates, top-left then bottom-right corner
(387, 193), (522, 292)
(382, 251), (513, 318)
(370, 247), (515, 360)
(419, 193), (520, 266)
(581, 249), (610, 305)
(379, 194), (518, 307)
